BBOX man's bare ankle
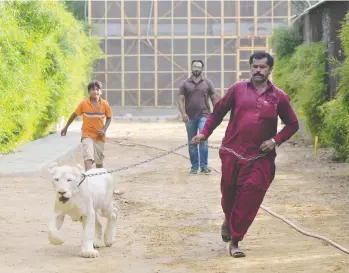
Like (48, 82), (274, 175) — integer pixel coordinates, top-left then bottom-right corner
(232, 238), (239, 248)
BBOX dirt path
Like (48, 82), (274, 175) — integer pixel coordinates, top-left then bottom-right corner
(1, 121), (349, 273)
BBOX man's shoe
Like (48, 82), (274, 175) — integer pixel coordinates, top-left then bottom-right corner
(201, 167), (211, 174)
(190, 169), (198, 174)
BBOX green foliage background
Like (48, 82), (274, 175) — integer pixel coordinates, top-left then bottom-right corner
(271, 14), (349, 162)
(273, 40), (327, 137)
(0, 0), (101, 153)
(319, 12), (349, 161)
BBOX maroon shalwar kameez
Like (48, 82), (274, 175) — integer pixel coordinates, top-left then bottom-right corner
(200, 80), (299, 242)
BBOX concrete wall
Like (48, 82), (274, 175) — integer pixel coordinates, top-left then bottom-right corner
(293, 1), (349, 99)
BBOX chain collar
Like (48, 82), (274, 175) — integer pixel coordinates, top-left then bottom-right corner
(77, 174), (87, 187)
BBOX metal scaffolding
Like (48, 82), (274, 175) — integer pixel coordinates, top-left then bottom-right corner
(89, 0), (291, 107)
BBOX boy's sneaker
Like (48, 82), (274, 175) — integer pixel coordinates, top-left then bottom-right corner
(190, 169), (198, 175)
(201, 167), (211, 174)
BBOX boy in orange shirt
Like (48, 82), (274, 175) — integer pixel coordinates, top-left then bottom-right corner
(61, 80), (113, 171)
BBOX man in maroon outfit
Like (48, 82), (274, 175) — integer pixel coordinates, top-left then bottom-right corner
(192, 51), (299, 258)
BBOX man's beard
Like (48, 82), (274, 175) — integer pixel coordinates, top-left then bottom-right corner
(192, 71), (202, 76)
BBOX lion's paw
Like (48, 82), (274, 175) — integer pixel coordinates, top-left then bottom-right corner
(104, 234), (114, 247)
(48, 234), (64, 245)
(80, 249), (99, 258)
(105, 241), (113, 247)
(93, 242), (101, 248)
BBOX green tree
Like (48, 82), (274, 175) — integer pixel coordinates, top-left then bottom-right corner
(0, 0), (101, 153)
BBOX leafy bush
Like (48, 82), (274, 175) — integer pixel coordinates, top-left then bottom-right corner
(338, 12), (349, 113)
(0, 1), (101, 153)
(320, 99), (349, 161)
(318, 12), (349, 161)
(270, 26), (302, 58)
(271, 25), (328, 137)
(273, 41), (327, 137)
(271, 12), (349, 162)
(64, 0), (87, 21)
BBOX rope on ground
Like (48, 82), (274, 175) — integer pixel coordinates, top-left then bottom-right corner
(116, 140), (349, 255)
(259, 206), (349, 255)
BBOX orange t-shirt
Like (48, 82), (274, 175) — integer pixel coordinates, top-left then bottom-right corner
(74, 98), (112, 142)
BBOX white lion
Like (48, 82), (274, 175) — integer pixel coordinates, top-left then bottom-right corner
(47, 163), (122, 258)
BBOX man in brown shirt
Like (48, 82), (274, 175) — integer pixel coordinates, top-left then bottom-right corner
(178, 60), (220, 174)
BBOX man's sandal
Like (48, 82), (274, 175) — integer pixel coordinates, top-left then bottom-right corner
(221, 222), (231, 242)
(229, 242), (246, 258)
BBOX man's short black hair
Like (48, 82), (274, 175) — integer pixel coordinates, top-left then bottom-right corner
(249, 51), (274, 68)
(191, 60), (204, 69)
(87, 80), (102, 92)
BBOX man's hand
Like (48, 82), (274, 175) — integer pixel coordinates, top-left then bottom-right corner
(259, 139), (276, 153)
(61, 127), (68, 136)
(182, 113), (189, 123)
(97, 128), (106, 136)
(192, 134), (205, 144)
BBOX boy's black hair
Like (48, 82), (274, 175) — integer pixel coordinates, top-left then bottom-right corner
(87, 80), (102, 92)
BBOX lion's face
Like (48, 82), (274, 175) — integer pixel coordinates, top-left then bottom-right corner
(48, 163), (84, 204)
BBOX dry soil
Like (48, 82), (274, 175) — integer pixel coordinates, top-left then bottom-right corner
(1, 120), (349, 273)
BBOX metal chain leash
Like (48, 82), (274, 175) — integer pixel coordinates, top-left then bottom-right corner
(208, 145), (268, 161)
(78, 142), (268, 185)
(82, 143), (189, 179)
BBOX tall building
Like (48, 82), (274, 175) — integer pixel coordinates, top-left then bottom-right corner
(89, 0), (291, 107)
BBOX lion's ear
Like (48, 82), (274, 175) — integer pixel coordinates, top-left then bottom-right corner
(76, 164), (84, 173)
(48, 162), (59, 174)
